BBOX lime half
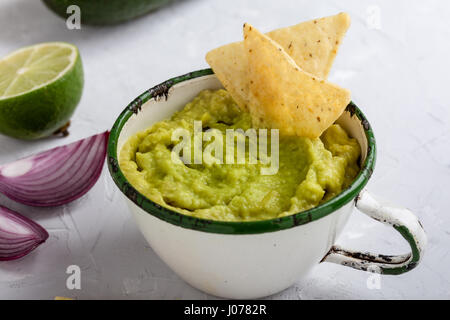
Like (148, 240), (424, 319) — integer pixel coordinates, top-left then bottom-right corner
(0, 42), (83, 140)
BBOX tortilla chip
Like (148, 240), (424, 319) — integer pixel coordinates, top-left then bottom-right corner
(267, 12), (350, 79)
(205, 42), (249, 110)
(244, 23), (351, 139)
(205, 13), (350, 110)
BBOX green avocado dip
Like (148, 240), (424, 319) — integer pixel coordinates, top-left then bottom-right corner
(119, 89), (360, 222)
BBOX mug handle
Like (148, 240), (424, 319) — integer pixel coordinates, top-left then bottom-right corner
(321, 189), (427, 275)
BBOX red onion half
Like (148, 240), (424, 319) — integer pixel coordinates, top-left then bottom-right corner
(0, 131), (109, 207)
(0, 205), (49, 261)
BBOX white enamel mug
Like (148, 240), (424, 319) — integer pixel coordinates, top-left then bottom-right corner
(107, 70), (427, 299)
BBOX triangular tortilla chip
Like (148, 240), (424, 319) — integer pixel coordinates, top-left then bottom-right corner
(205, 13), (350, 110)
(244, 23), (351, 138)
(205, 42), (249, 110)
(267, 12), (351, 79)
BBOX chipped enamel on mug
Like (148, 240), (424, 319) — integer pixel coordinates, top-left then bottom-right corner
(107, 69), (427, 299)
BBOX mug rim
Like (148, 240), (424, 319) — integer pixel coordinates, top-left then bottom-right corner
(107, 69), (377, 235)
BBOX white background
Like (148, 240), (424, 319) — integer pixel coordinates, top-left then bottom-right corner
(0, 0), (449, 299)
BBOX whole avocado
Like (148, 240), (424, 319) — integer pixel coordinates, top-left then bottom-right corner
(42, 0), (172, 25)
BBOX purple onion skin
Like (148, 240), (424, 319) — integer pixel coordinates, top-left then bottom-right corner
(0, 131), (109, 207)
(0, 205), (49, 261)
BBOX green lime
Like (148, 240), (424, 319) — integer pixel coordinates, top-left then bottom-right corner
(0, 42), (83, 140)
(42, 0), (172, 25)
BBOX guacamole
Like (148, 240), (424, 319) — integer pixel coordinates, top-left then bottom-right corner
(120, 89), (360, 222)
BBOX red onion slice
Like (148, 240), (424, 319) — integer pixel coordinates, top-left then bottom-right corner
(0, 205), (49, 261)
(0, 131), (109, 207)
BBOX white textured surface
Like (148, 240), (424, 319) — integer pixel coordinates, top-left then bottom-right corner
(0, 0), (449, 300)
